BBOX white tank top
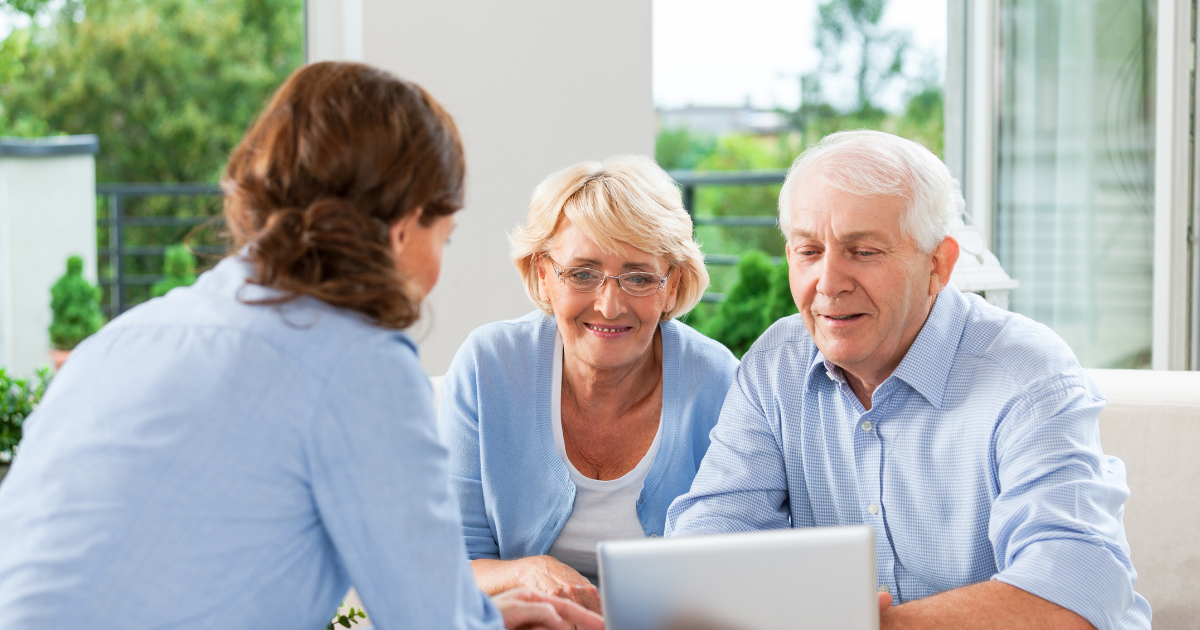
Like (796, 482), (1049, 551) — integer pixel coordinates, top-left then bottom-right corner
(546, 332), (660, 584)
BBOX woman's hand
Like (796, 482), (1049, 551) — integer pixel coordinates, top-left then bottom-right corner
(493, 587), (605, 630)
(472, 556), (601, 614)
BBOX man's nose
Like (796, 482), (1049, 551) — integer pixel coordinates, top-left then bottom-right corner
(815, 253), (854, 296)
(595, 277), (625, 319)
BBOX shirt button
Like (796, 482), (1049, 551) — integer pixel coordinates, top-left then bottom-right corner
(826, 370), (837, 381)
(878, 584), (890, 593)
(650, 534), (659, 538)
(867, 504), (878, 515)
(861, 420), (873, 432)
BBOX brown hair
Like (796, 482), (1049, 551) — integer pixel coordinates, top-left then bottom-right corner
(222, 61), (464, 329)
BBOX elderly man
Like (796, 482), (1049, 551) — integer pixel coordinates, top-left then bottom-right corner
(666, 130), (1150, 629)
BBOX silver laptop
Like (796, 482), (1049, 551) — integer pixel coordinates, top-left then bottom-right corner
(597, 526), (877, 630)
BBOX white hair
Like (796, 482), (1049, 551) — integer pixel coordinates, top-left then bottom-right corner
(777, 130), (965, 253)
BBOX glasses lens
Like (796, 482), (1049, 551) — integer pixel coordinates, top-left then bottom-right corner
(562, 267), (604, 291)
(619, 272), (662, 296)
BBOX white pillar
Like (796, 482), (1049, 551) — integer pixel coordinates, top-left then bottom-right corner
(308, 0), (654, 375)
(0, 135), (99, 376)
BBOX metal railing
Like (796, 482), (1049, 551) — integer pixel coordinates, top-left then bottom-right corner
(97, 183), (225, 316)
(669, 169), (787, 302)
(95, 171), (786, 311)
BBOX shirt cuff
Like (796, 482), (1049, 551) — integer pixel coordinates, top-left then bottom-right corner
(994, 537), (1134, 630)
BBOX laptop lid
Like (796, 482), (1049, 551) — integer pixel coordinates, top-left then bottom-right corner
(598, 525), (877, 630)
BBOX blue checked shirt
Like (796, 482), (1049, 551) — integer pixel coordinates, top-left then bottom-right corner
(666, 286), (1151, 630)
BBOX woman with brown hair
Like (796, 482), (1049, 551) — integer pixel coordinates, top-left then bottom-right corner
(0, 62), (601, 630)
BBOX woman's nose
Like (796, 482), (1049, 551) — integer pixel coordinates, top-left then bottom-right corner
(595, 277), (625, 319)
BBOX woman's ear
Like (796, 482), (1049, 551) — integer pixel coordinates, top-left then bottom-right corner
(388, 207), (425, 257)
(535, 255), (551, 303)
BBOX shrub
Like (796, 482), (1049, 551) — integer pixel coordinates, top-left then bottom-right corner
(151, 245), (199, 298)
(0, 368), (50, 463)
(698, 250), (798, 358)
(49, 255), (105, 351)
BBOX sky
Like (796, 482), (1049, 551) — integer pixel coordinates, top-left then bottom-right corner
(653, 0), (948, 112)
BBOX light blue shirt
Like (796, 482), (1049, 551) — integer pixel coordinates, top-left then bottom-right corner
(666, 286), (1151, 630)
(439, 312), (738, 561)
(0, 256), (501, 630)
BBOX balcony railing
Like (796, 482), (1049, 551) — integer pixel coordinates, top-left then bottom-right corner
(669, 169), (786, 302)
(96, 170), (786, 313)
(96, 183), (225, 316)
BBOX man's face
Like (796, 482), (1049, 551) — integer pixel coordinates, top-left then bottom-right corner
(785, 171), (956, 383)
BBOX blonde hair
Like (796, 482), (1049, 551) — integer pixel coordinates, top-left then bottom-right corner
(511, 155), (708, 321)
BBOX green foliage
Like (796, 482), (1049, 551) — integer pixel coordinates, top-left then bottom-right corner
(49, 255), (105, 351)
(151, 244), (198, 298)
(326, 603), (368, 630)
(0, 367), (50, 463)
(0, 0), (303, 182)
(810, 0), (909, 115)
(655, 126), (716, 171)
(697, 250), (797, 358)
(784, 0), (943, 158)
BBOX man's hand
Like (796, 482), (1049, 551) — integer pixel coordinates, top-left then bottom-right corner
(493, 587), (605, 630)
(879, 592), (893, 613)
(473, 556), (602, 614)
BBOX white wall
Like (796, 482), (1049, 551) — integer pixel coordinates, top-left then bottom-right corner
(308, 0), (655, 375)
(0, 146), (98, 376)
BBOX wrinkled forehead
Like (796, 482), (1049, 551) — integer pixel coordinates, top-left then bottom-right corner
(788, 170), (908, 239)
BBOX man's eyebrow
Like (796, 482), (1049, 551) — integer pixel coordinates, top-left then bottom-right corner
(788, 230), (891, 243)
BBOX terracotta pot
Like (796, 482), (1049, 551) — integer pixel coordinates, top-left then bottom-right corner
(49, 349), (71, 371)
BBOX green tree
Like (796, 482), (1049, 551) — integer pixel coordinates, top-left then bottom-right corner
(49, 255), (105, 351)
(151, 244), (198, 298)
(655, 126), (716, 171)
(0, 0), (302, 182)
(698, 250), (797, 358)
(809, 0), (909, 116)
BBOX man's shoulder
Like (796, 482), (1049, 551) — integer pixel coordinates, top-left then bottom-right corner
(748, 314), (817, 358)
(954, 293), (1090, 390)
(736, 315), (819, 391)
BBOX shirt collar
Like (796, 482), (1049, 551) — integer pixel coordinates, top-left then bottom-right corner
(806, 284), (969, 408)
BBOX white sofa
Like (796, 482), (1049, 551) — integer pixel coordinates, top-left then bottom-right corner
(1087, 368), (1200, 629)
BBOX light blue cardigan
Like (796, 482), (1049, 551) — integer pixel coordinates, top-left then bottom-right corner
(438, 311), (738, 560)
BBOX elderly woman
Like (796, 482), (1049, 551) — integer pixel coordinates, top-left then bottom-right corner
(439, 155), (738, 611)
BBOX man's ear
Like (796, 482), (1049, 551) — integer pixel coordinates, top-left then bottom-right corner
(929, 235), (960, 296)
(388, 208), (425, 256)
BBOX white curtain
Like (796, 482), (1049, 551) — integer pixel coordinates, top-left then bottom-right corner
(995, 0), (1155, 368)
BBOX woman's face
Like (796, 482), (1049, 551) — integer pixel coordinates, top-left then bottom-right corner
(390, 210), (457, 299)
(538, 220), (680, 373)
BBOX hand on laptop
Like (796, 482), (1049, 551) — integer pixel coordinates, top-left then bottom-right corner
(493, 587), (605, 630)
(508, 555), (602, 613)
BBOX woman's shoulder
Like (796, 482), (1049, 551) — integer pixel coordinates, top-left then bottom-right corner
(450, 311), (552, 372)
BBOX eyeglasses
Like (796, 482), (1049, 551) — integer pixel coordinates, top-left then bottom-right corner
(545, 256), (671, 297)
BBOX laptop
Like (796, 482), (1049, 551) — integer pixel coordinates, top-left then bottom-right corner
(597, 526), (877, 630)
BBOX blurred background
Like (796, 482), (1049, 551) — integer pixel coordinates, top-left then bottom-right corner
(0, 0), (1181, 375)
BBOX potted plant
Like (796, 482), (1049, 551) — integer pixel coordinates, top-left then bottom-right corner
(151, 244), (199, 298)
(0, 368), (50, 484)
(48, 255), (105, 370)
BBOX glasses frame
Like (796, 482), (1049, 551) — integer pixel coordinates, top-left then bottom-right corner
(544, 255), (672, 297)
